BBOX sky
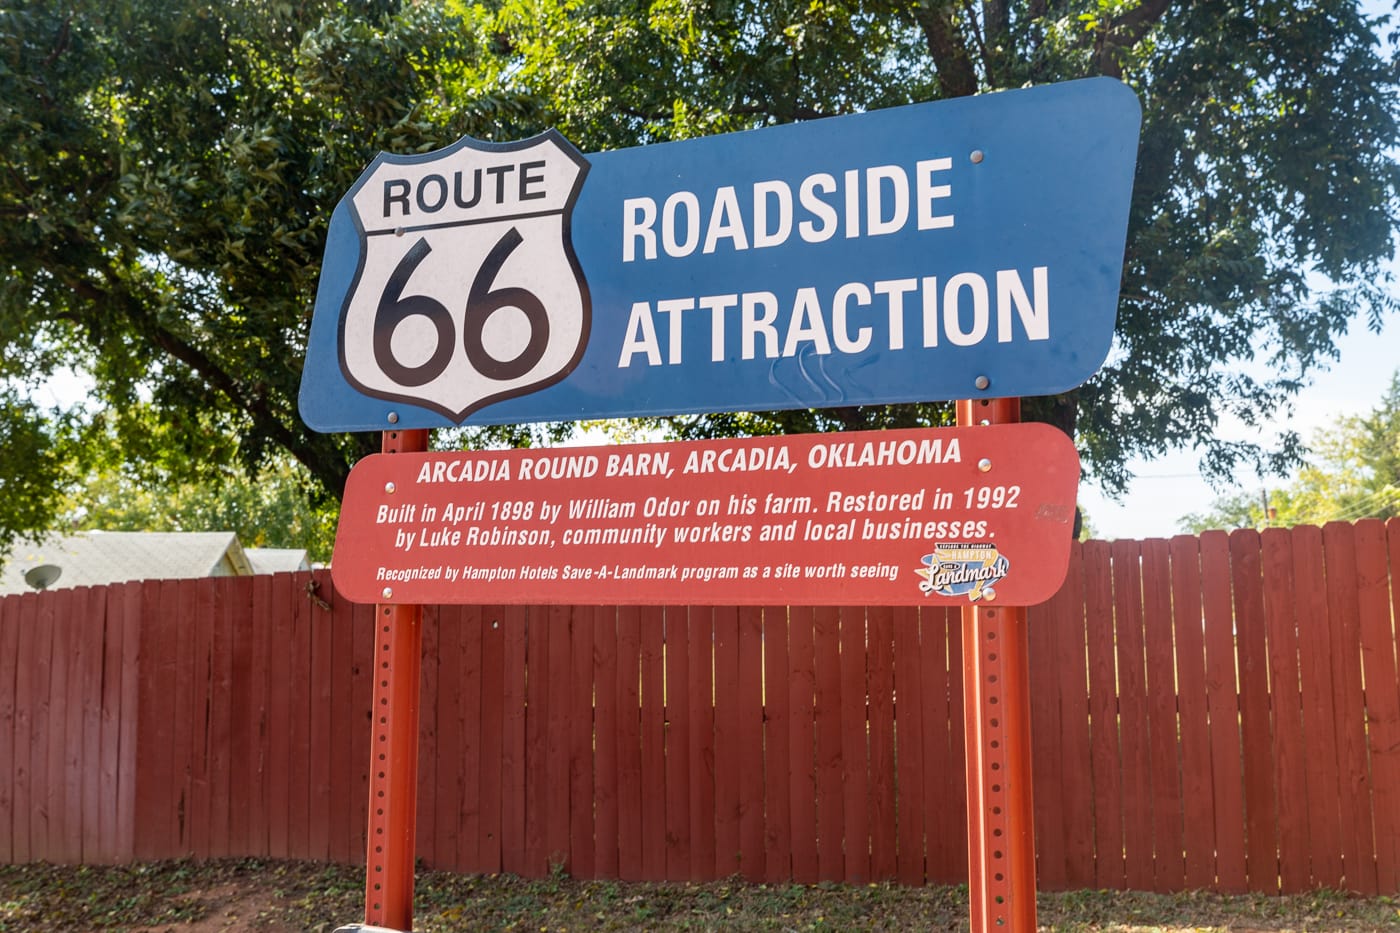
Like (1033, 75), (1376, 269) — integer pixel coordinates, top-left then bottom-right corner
(1077, 303), (1399, 540)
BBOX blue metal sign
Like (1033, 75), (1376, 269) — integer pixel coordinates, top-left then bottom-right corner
(299, 78), (1140, 432)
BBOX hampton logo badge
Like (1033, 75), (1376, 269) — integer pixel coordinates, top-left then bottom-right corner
(337, 130), (591, 422)
(916, 544), (1010, 602)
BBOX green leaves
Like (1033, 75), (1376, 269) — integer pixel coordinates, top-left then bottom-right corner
(0, 391), (73, 556)
(61, 451), (340, 562)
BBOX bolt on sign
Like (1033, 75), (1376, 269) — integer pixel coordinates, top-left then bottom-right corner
(298, 78), (1141, 431)
(331, 424), (1080, 607)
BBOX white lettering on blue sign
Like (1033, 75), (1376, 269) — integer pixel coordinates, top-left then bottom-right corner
(620, 159), (954, 261)
(616, 268), (1048, 367)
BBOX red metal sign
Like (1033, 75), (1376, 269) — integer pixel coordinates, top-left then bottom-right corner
(332, 424), (1079, 606)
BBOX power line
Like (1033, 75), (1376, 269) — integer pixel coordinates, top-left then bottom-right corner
(1294, 485), (1399, 525)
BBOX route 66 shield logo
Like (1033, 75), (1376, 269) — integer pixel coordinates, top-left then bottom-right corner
(337, 130), (590, 422)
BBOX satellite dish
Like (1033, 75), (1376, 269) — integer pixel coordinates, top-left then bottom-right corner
(24, 564), (62, 591)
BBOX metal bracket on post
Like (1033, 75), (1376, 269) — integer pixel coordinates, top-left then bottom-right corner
(361, 427), (430, 933)
(957, 397), (1037, 931)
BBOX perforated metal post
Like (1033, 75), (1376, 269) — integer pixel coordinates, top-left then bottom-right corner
(957, 397), (1037, 931)
(364, 428), (429, 932)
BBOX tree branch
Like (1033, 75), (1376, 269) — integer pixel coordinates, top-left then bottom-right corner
(1096, 0), (1174, 78)
(66, 273), (356, 497)
(912, 1), (979, 97)
(983, 0), (1008, 40)
(42, 12), (74, 70)
(980, 0), (1011, 85)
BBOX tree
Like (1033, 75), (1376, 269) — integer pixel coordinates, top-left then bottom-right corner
(3, 1), (1398, 549)
(61, 452), (341, 563)
(1, 1), (569, 553)
(1180, 369), (1400, 531)
(34, 401), (340, 559)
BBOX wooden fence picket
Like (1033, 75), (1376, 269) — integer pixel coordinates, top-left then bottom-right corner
(1112, 538), (1153, 892)
(0, 593), (22, 864)
(1230, 530), (1278, 891)
(1373, 520), (1400, 891)
(1260, 528), (1310, 892)
(786, 605), (818, 884)
(867, 605), (897, 882)
(812, 604), (844, 883)
(477, 605), (506, 875)
(1141, 538), (1184, 892)
(568, 605), (595, 880)
(761, 605), (792, 884)
(1355, 519), (1400, 893)
(641, 607), (669, 880)
(306, 572), (335, 863)
(892, 605), (926, 886)
(1322, 522), (1378, 894)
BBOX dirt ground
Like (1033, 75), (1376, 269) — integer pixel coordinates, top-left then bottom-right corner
(1, 858), (1397, 932)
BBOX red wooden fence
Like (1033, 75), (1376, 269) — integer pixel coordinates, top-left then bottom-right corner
(1, 520), (1398, 894)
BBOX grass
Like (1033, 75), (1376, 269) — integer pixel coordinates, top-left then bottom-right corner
(0, 859), (1397, 931)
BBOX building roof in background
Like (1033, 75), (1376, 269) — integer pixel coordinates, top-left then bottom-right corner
(0, 531), (308, 596)
(245, 547), (311, 575)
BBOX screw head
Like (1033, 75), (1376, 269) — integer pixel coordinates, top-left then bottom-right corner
(386, 411), (399, 424)
(975, 375), (990, 391)
(970, 149), (985, 164)
(381, 587), (393, 600)
(384, 482), (396, 494)
(978, 458), (993, 473)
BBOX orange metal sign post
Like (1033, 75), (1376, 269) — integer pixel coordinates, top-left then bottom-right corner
(364, 428), (429, 932)
(957, 397), (1038, 931)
